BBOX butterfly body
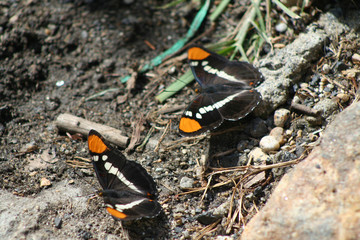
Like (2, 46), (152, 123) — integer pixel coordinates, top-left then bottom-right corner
(179, 46), (262, 136)
(88, 130), (161, 221)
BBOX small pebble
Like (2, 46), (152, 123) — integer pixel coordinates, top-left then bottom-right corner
(248, 147), (269, 164)
(56, 80), (65, 87)
(306, 116), (322, 126)
(54, 216), (62, 229)
(259, 135), (280, 152)
(313, 98), (338, 118)
(40, 177), (51, 187)
(269, 127), (286, 145)
(352, 53), (360, 65)
(299, 82), (309, 89)
(20, 141), (37, 153)
(213, 202), (229, 216)
(196, 212), (220, 225)
(322, 63), (331, 74)
(275, 22), (287, 33)
(168, 66), (176, 74)
(215, 236), (234, 240)
(81, 30), (88, 39)
(250, 118), (268, 138)
(297, 129), (303, 138)
(285, 129), (293, 137)
(337, 93), (350, 102)
(179, 176), (194, 189)
(326, 83), (334, 89)
(274, 108), (290, 127)
(236, 140), (248, 152)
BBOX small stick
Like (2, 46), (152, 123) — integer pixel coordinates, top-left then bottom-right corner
(55, 113), (129, 148)
(290, 102), (320, 116)
(154, 119), (171, 152)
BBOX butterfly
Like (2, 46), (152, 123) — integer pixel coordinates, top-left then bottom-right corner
(88, 129), (161, 221)
(179, 46), (262, 136)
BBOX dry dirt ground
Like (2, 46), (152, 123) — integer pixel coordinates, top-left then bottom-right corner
(1, 0), (359, 239)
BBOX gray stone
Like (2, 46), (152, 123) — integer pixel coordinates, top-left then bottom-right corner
(0, 181), (89, 239)
(179, 176), (194, 189)
(254, 12), (351, 117)
(313, 98), (339, 119)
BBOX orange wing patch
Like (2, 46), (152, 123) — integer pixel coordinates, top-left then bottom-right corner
(88, 134), (108, 154)
(179, 117), (202, 133)
(106, 207), (127, 220)
(188, 47), (211, 60)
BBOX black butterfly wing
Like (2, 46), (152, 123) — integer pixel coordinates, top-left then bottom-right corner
(188, 46), (262, 87)
(179, 94), (223, 136)
(187, 46), (262, 121)
(88, 130), (161, 221)
(206, 86), (261, 120)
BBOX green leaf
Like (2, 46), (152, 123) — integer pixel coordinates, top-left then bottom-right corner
(272, 0), (300, 19)
(155, 70), (194, 103)
(120, 0), (211, 83)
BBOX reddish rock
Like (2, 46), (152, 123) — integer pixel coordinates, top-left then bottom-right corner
(242, 102), (360, 240)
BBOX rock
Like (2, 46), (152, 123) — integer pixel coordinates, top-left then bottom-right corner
(259, 136), (280, 152)
(0, 181), (89, 239)
(275, 22), (287, 33)
(337, 92), (350, 103)
(352, 53), (360, 65)
(242, 102), (360, 240)
(313, 98), (338, 119)
(254, 12), (350, 117)
(54, 216), (62, 229)
(40, 177), (51, 188)
(213, 202), (229, 217)
(249, 118), (268, 138)
(196, 212), (221, 225)
(322, 63), (331, 74)
(269, 127), (286, 145)
(306, 116), (323, 126)
(179, 176), (194, 189)
(248, 147), (269, 165)
(273, 108), (290, 127)
(215, 236), (234, 240)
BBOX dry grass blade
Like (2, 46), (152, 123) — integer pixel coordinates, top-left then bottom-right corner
(126, 114), (145, 152)
(163, 135), (207, 151)
(154, 119), (172, 152)
(136, 126), (155, 152)
(66, 156), (92, 169)
(193, 218), (221, 240)
(178, 158), (302, 197)
(200, 174), (213, 202)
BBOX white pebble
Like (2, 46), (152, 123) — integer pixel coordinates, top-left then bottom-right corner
(259, 136), (280, 152)
(275, 22), (287, 33)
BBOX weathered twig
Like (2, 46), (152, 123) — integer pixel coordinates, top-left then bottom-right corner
(55, 113), (129, 148)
